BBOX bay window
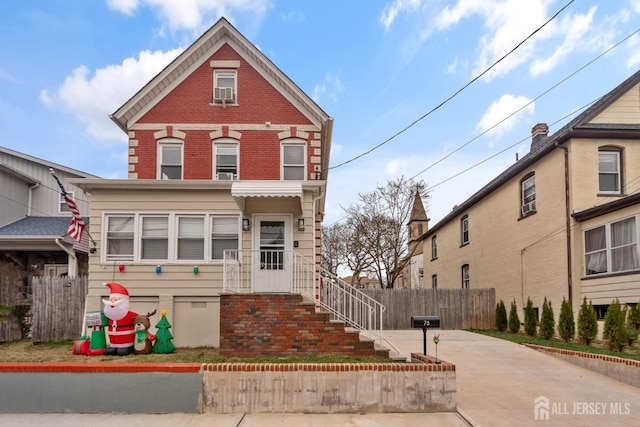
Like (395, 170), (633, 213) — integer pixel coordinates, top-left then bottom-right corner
(585, 216), (639, 275)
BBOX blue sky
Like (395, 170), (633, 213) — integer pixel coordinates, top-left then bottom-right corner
(1, 0), (639, 226)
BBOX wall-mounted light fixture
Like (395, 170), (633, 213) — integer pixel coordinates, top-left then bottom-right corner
(298, 218), (305, 231)
(242, 218), (250, 231)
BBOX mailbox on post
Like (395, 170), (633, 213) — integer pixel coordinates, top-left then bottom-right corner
(411, 315), (441, 356)
(411, 316), (440, 329)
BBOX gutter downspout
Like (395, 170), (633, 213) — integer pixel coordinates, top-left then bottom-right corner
(558, 142), (573, 307)
(55, 238), (78, 278)
(27, 182), (40, 216)
(312, 191), (324, 301)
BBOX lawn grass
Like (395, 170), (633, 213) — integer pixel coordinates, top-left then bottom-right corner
(0, 339), (397, 364)
(469, 329), (640, 361)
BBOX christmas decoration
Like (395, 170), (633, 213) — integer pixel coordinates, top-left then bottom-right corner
(152, 309), (176, 354)
(102, 282), (138, 356)
(155, 265), (162, 274)
(118, 263), (125, 272)
(133, 310), (157, 354)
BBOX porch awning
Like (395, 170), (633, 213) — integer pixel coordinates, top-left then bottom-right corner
(231, 181), (303, 213)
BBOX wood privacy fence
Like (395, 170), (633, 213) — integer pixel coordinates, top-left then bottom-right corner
(361, 288), (496, 330)
(31, 276), (88, 342)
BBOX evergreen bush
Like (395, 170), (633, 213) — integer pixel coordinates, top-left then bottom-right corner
(524, 297), (537, 337)
(627, 302), (640, 331)
(577, 297), (598, 346)
(603, 299), (629, 352)
(558, 297), (575, 342)
(539, 297), (555, 340)
(495, 300), (508, 332)
(508, 299), (520, 334)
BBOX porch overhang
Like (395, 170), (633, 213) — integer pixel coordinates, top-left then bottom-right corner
(231, 181), (304, 214)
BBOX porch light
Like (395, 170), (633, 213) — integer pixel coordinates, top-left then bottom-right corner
(242, 218), (250, 231)
(298, 218), (305, 231)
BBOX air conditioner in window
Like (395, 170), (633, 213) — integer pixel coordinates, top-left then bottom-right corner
(521, 201), (536, 216)
(214, 87), (234, 103)
(217, 172), (236, 180)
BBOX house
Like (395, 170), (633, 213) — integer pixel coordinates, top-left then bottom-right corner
(419, 69), (640, 319)
(0, 146), (96, 297)
(71, 18), (336, 348)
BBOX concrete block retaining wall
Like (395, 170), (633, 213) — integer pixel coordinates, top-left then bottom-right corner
(525, 345), (640, 388)
(0, 357), (456, 414)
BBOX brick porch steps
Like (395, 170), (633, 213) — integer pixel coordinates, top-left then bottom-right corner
(220, 293), (392, 359)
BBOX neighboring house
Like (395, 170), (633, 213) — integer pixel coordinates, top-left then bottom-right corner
(0, 146), (96, 292)
(340, 275), (382, 290)
(72, 18), (334, 347)
(397, 192), (429, 289)
(420, 70), (640, 319)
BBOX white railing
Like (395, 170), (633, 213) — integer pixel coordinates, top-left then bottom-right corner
(223, 250), (386, 343)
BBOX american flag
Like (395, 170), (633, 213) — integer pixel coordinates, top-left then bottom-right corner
(51, 170), (85, 243)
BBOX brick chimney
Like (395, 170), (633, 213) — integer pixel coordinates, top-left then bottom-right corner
(530, 123), (549, 152)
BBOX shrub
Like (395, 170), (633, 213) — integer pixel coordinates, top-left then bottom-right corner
(558, 297), (575, 342)
(577, 297), (598, 346)
(603, 299), (629, 352)
(627, 303), (640, 331)
(524, 297), (537, 337)
(495, 300), (508, 332)
(539, 297), (555, 340)
(508, 299), (520, 334)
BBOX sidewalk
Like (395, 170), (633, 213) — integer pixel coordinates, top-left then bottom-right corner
(2, 330), (639, 426)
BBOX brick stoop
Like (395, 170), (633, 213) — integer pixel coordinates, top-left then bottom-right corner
(220, 293), (390, 359)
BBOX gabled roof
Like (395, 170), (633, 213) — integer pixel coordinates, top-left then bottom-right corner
(0, 146), (100, 179)
(420, 68), (640, 240)
(110, 17), (332, 132)
(0, 216), (90, 252)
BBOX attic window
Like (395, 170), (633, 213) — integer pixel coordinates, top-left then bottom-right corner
(211, 60), (239, 106)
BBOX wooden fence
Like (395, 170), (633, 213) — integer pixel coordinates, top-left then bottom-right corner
(31, 276), (88, 342)
(362, 288), (496, 330)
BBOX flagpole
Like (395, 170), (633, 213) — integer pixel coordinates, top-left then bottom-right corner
(49, 168), (96, 246)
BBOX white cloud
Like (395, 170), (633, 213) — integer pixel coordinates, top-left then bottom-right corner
(380, 0), (422, 31)
(530, 7), (596, 76)
(477, 94), (535, 141)
(41, 48), (182, 141)
(627, 34), (640, 68)
(312, 72), (345, 103)
(107, 0), (271, 31)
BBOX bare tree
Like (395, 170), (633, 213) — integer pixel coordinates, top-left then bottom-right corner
(343, 176), (428, 289)
(321, 222), (347, 278)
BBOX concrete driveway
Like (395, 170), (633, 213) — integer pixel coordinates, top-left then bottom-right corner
(382, 329), (640, 426)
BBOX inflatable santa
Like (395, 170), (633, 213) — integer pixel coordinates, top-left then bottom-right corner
(102, 282), (138, 356)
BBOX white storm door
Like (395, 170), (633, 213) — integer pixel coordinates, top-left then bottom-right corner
(253, 215), (292, 292)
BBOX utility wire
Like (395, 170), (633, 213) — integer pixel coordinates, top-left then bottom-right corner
(328, 0), (576, 170)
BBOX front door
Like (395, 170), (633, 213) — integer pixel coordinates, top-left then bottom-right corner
(253, 215), (292, 292)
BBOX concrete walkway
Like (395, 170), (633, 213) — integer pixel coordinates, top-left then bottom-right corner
(2, 330), (638, 426)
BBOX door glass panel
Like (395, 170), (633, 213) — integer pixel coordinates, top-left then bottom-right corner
(260, 221), (284, 270)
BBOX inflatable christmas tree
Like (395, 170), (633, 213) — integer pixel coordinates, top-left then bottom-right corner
(152, 309), (176, 354)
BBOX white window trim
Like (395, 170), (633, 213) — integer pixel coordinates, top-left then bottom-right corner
(462, 264), (470, 289)
(212, 69), (238, 105)
(213, 139), (239, 180)
(461, 216), (469, 245)
(102, 212), (242, 264)
(58, 191), (75, 214)
(521, 174), (536, 216)
(281, 139), (307, 181)
(431, 236), (437, 260)
(584, 214), (639, 276)
(598, 150), (621, 194)
(157, 138), (184, 180)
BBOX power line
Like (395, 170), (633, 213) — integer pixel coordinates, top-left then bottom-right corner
(328, 0), (576, 171)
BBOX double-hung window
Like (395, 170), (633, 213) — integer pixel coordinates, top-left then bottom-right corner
(432, 274), (438, 290)
(213, 70), (237, 104)
(59, 191), (74, 213)
(598, 148), (622, 194)
(462, 264), (470, 289)
(158, 140), (183, 180)
(585, 216), (639, 275)
(461, 215), (469, 245)
(177, 217), (205, 260)
(281, 141), (306, 180)
(214, 142), (238, 180)
(211, 217), (239, 260)
(106, 216), (134, 261)
(431, 236), (438, 260)
(521, 173), (536, 216)
(141, 216), (169, 260)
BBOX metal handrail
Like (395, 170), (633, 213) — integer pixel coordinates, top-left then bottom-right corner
(223, 249), (386, 344)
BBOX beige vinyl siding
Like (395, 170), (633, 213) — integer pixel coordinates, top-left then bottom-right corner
(590, 84), (640, 124)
